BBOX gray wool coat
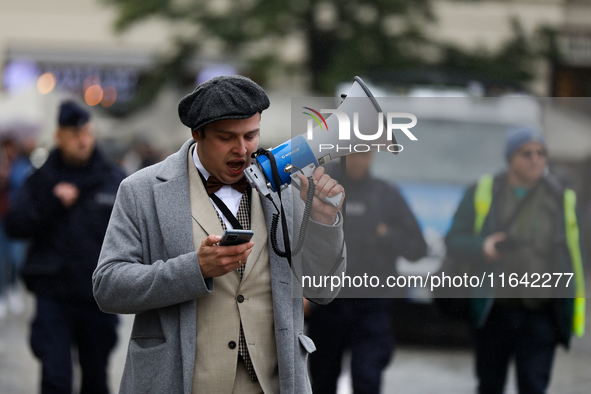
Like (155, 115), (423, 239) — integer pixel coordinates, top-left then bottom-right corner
(93, 139), (346, 394)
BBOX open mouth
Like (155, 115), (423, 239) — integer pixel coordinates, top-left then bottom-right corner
(227, 160), (245, 174)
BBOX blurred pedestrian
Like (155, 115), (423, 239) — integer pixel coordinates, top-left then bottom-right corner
(307, 151), (427, 394)
(445, 126), (586, 394)
(0, 135), (33, 317)
(5, 101), (125, 394)
(121, 139), (163, 175)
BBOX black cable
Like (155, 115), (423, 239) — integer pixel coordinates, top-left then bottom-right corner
(255, 149), (292, 265)
(267, 175), (315, 257)
(254, 149), (316, 263)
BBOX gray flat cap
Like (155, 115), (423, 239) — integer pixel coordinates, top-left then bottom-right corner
(178, 75), (270, 131)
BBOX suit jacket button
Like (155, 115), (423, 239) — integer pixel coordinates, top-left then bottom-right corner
(237, 295), (245, 303)
(228, 341), (236, 349)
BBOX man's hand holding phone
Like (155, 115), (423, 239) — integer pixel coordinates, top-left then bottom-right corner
(198, 230), (254, 278)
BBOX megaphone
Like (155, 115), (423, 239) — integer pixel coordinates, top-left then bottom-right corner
(245, 76), (395, 207)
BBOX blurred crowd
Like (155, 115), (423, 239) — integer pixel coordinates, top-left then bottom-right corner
(0, 131), (33, 318)
(0, 103), (171, 393)
(0, 115), (167, 319)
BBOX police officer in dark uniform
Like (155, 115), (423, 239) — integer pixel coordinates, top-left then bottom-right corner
(307, 152), (427, 394)
(6, 101), (125, 394)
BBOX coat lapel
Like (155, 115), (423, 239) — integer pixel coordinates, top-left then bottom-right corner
(262, 191), (295, 391)
(153, 140), (195, 259)
(186, 144), (225, 237)
(152, 139), (199, 394)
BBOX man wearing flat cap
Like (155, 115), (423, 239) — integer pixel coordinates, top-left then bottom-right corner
(446, 126), (585, 394)
(6, 100), (125, 394)
(94, 75), (346, 393)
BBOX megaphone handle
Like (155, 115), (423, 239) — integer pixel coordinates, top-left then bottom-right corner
(322, 191), (343, 208)
(291, 171), (343, 208)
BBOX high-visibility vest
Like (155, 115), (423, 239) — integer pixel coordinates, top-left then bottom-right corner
(473, 175), (585, 337)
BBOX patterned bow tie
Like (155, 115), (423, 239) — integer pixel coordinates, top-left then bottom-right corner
(206, 175), (249, 194)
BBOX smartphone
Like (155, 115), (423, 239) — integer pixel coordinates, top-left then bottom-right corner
(219, 229), (254, 246)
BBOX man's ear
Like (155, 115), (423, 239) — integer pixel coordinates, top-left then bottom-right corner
(191, 128), (203, 142)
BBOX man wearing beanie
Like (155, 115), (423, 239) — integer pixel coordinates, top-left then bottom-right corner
(94, 75), (346, 394)
(446, 126), (585, 394)
(6, 100), (125, 394)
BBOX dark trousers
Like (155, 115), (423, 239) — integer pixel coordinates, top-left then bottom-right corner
(30, 296), (118, 394)
(308, 299), (394, 394)
(474, 304), (558, 394)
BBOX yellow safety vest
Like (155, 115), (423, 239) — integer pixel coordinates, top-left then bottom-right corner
(473, 175), (585, 337)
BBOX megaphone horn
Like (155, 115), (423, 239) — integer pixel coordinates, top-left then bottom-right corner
(245, 76), (392, 206)
(306, 76), (398, 165)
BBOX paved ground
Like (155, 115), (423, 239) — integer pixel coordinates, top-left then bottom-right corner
(1, 292), (589, 393)
(0, 293), (131, 394)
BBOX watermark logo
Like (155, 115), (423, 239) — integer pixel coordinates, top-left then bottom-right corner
(303, 107), (417, 153)
(302, 107), (329, 132)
